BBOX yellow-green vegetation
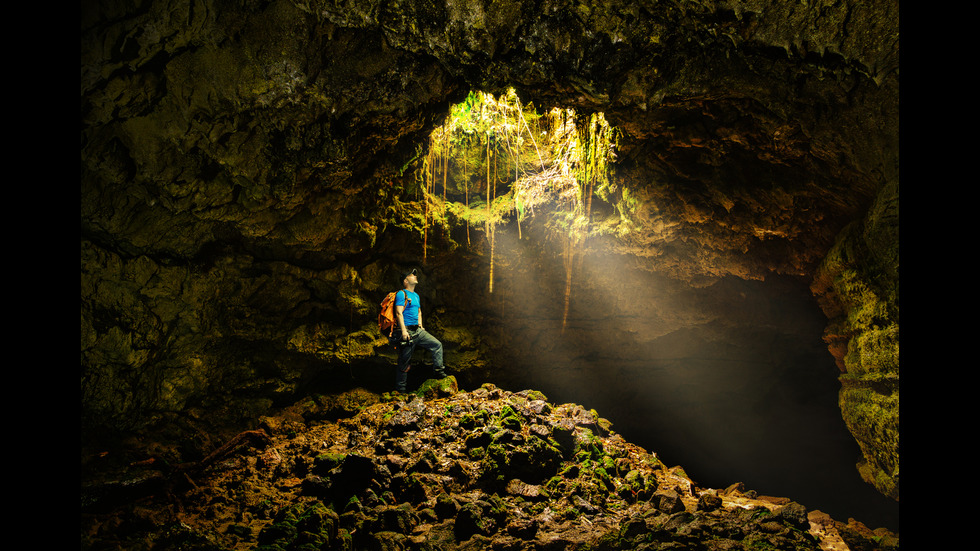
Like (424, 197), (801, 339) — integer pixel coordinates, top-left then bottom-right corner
(842, 385), (899, 497)
(412, 374), (459, 399)
(415, 88), (618, 329)
(812, 177), (899, 501)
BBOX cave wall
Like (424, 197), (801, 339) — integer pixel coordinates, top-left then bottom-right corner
(80, 0), (899, 499)
(810, 175), (899, 501)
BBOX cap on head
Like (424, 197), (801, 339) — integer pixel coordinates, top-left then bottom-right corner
(399, 267), (418, 284)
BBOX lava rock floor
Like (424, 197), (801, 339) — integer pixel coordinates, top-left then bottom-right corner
(81, 378), (897, 550)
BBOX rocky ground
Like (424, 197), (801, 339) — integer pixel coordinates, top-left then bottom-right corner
(80, 379), (898, 550)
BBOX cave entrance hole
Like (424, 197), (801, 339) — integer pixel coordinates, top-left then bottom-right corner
(413, 88), (620, 332)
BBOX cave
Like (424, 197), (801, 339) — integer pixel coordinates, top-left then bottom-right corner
(81, 1), (899, 549)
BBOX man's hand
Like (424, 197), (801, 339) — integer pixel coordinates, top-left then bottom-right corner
(401, 330), (410, 341)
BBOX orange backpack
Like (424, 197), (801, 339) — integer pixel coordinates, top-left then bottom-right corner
(378, 290), (410, 338)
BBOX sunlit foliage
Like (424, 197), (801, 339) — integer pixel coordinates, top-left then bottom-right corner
(417, 88), (617, 328)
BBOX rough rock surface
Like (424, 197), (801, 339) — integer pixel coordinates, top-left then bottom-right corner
(80, 382), (898, 550)
(810, 177), (899, 502)
(81, 0), (900, 507)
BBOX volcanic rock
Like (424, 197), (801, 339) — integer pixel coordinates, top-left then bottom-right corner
(80, 381), (898, 550)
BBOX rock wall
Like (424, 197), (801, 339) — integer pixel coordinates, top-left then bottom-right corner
(811, 176), (899, 501)
(81, 0), (899, 501)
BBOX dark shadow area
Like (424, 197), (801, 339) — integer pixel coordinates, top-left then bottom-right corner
(479, 226), (899, 530)
(539, 346), (901, 532)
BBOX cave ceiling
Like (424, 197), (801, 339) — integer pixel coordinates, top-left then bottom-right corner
(81, 0), (898, 281)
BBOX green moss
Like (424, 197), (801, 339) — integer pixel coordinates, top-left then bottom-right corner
(593, 467), (612, 487)
(574, 428), (605, 463)
(815, 182), (899, 378)
(600, 454), (616, 472)
(313, 452), (347, 474)
(840, 384), (899, 500)
(258, 502), (341, 550)
(524, 389), (548, 401)
(619, 469), (654, 501)
(638, 453), (663, 471)
(479, 443), (509, 486)
(460, 411), (484, 429)
(412, 375), (459, 399)
(487, 493), (508, 518)
(742, 534), (779, 550)
(497, 404), (524, 431)
(812, 177), (899, 501)
(852, 323), (899, 376)
(343, 495), (361, 513)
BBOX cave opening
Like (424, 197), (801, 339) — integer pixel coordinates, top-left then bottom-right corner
(405, 87), (618, 306)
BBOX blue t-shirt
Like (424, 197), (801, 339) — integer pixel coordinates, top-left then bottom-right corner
(395, 290), (421, 326)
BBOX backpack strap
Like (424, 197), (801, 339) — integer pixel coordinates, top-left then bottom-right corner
(392, 290), (412, 340)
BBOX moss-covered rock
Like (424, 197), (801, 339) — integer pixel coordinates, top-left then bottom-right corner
(412, 375), (459, 400)
(82, 384), (899, 551)
(812, 177), (899, 501)
(257, 502), (341, 550)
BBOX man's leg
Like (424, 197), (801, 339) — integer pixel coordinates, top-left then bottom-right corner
(414, 329), (445, 377)
(395, 340), (415, 392)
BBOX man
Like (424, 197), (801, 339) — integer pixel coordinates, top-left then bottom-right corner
(393, 268), (447, 392)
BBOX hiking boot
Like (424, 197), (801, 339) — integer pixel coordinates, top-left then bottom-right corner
(433, 367), (447, 378)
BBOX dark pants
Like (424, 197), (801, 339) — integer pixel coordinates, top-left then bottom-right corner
(395, 328), (444, 391)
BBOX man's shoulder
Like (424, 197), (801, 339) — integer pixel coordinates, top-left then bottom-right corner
(397, 289), (420, 301)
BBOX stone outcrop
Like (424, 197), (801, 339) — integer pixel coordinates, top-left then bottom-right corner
(80, 382), (899, 550)
(811, 176), (899, 501)
(81, 0), (899, 506)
